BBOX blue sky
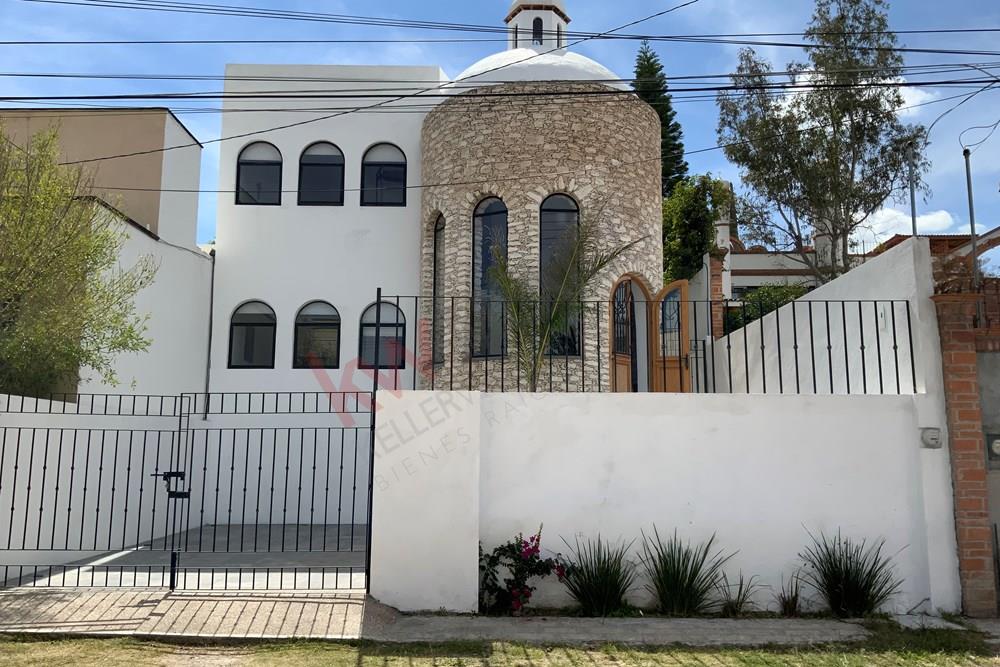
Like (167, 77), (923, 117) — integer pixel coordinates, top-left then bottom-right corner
(2, 0), (999, 262)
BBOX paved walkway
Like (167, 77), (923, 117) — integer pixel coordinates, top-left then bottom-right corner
(0, 588), (966, 646)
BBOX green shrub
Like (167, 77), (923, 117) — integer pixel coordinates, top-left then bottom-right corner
(799, 531), (902, 618)
(558, 536), (636, 617)
(718, 571), (761, 618)
(479, 527), (557, 615)
(775, 571), (803, 617)
(640, 528), (733, 615)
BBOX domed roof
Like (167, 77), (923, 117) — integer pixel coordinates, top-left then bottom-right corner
(454, 48), (628, 91)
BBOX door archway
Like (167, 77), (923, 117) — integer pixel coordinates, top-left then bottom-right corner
(651, 279), (691, 392)
(609, 275), (653, 392)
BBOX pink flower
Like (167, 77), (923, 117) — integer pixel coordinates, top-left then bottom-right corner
(512, 600), (522, 611)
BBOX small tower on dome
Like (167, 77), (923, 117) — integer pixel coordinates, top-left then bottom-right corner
(505, 0), (570, 52)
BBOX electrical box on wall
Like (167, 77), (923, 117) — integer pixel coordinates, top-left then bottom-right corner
(987, 433), (1000, 470)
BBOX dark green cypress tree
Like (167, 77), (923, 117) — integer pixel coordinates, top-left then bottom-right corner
(632, 40), (688, 196)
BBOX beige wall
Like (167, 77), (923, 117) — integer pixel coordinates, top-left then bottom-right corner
(0, 108), (183, 235)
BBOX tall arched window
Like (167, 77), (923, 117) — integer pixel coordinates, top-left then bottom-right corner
(359, 302), (406, 369)
(236, 142), (282, 205)
(532, 17), (544, 45)
(361, 143), (406, 206)
(472, 198), (507, 357)
(432, 216), (446, 364)
(557, 24), (563, 48)
(298, 142), (345, 206)
(540, 194), (581, 355)
(229, 301), (276, 368)
(293, 301), (341, 369)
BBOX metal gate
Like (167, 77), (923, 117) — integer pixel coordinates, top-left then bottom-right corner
(0, 391), (373, 591)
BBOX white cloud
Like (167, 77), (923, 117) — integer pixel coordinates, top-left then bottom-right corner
(854, 208), (956, 250)
(898, 85), (938, 118)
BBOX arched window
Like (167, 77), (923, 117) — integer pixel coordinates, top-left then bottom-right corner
(236, 142), (282, 205)
(432, 216), (446, 364)
(540, 194), (581, 355)
(472, 198), (508, 357)
(298, 142), (345, 206)
(532, 17), (544, 45)
(293, 301), (341, 369)
(361, 143), (406, 206)
(229, 301), (276, 368)
(513, 25), (519, 48)
(359, 302), (406, 369)
(557, 24), (563, 48)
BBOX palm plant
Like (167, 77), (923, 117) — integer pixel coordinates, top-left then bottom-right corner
(488, 202), (642, 390)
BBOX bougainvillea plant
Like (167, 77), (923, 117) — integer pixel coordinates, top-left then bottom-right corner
(479, 526), (563, 615)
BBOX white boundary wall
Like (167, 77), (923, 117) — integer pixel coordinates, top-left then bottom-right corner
(371, 390), (960, 614)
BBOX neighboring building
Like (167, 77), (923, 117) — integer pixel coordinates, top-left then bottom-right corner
(0, 107), (212, 395)
(209, 0), (665, 395)
(0, 107), (202, 248)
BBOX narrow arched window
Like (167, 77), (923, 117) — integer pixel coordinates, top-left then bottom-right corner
(360, 302), (406, 369)
(540, 194), (581, 355)
(293, 301), (341, 369)
(298, 142), (344, 206)
(361, 143), (406, 206)
(557, 24), (563, 48)
(532, 17), (544, 45)
(229, 301), (276, 368)
(432, 216), (446, 364)
(513, 25), (519, 48)
(236, 142), (282, 205)
(472, 198), (508, 357)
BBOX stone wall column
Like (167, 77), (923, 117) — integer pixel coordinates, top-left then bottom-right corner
(710, 251), (726, 339)
(934, 293), (998, 617)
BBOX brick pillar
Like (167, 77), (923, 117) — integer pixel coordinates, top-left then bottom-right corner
(709, 251), (726, 339)
(933, 293), (998, 617)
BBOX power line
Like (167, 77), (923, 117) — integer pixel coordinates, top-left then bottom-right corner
(37, 90), (966, 196)
(3, 77), (996, 103)
(17, 0), (1000, 57)
(45, 0), (703, 166)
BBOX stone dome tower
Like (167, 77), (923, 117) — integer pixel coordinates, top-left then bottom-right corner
(416, 0), (664, 392)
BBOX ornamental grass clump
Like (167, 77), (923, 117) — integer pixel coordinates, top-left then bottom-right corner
(717, 571), (761, 618)
(640, 528), (733, 616)
(775, 571), (803, 617)
(558, 536), (636, 617)
(799, 531), (903, 618)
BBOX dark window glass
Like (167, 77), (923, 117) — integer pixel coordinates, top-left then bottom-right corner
(472, 198), (507, 357)
(229, 301), (276, 368)
(361, 144), (406, 206)
(359, 302), (406, 369)
(660, 290), (682, 357)
(432, 216), (446, 364)
(298, 143), (345, 205)
(540, 194), (581, 355)
(532, 17), (544, 45)
(236, 143), (282, 205)
(294, 301), (341, 369)
(557, 24), (563, 48)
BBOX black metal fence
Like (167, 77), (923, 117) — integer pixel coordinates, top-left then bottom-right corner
(0, 392), (372, 590)
(374, 294), (919, 395)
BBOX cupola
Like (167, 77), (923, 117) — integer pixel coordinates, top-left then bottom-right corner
(505, 0), (571, 51)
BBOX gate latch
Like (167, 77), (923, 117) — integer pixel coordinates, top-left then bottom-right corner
(151, 471), (189, 499)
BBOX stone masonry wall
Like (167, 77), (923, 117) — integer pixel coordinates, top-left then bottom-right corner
(416, 82), (663, 391)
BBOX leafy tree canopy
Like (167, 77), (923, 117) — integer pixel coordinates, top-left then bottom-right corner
(717, 0), (928, 282)
(663, 175), (732, 282)
(0, 127), (156, 397)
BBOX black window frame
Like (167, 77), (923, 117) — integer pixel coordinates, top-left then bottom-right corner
(236, 142), (283, 206)
(540, 193), (582, 356)
(472, 197), (508, 358)
(358, 302), (407, 370)
(360, 143), (407, 207)
(228, 301), (277, 369)
(297, 142), (345, 207)
(293, 301), (342, 369)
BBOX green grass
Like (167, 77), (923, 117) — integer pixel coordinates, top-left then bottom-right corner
(0, 623), (995, 666)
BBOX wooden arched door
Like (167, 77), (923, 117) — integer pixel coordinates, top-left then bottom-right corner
(652, 280), (691, 393)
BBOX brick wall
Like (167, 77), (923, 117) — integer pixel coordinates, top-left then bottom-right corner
(934, 293), (998, 617)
